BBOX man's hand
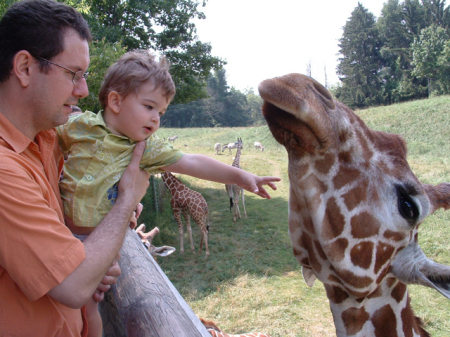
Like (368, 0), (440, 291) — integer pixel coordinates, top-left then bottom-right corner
(129, 202), (143, 229)
(93, 253), (121, 302)
(118, 141), (150, 207)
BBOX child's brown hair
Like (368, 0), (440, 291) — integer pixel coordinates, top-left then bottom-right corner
(99, 50), (176, 109)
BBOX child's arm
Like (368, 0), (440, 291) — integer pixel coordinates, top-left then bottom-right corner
(163, 154), (280, 199)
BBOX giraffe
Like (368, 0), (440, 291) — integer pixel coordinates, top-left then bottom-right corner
(215, 143), (222, 155)
(225, 138), (247, 222)
(161, 171), (210, 257)
(200, 318), (272, 337)
(258, 73), (450, 337)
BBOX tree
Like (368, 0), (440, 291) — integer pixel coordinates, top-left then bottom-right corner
(422, 0), (450, 28)
(78, 39), (127, 112)
(412, 24), (450, 96)
(162, 69), (254, 128)
(72, 0), (225, 104)
(0, 0), (16, 17)
(377, 0), (427, 103)
(336, 3), (384, 108)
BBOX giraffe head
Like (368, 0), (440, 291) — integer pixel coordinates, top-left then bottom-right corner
(259, 73), (450, 334)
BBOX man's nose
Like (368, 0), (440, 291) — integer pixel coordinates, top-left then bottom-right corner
(73, 78), (89, 99)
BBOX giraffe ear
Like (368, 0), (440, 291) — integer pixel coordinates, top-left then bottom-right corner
(424, 183), (450, 214)
(391, 239), (450, 299)
(302, 266), (317, 287)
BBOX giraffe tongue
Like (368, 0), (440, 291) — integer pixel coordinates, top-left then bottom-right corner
(391, 240), (450, 299)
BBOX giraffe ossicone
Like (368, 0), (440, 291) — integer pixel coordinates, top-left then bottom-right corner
(259, 73), (450, 337)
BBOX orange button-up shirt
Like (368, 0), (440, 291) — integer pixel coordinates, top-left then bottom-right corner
(0, 112), (87, 336)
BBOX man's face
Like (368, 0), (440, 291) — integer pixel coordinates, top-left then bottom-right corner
(29, 29), (90, 132)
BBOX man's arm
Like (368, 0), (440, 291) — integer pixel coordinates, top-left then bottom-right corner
(164, 154), (280, 199)
(47, 141), (150, 308)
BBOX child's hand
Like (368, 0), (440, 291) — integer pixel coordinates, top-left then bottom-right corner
(240, 174), (280, 199)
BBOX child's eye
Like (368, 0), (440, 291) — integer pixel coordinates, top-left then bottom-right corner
(145, 105), (153, 110)
(159, 111), (164, 116)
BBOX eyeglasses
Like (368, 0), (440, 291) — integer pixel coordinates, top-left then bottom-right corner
(36, 56), (89, 85)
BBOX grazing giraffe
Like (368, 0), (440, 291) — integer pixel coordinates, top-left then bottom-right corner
(200, 318), (272, 337)
(225, 138), (247, 222)
(254, 141), (264, 151)
(222, 140), (243, 155)
(214, 143), (222, 155)
(161, 171), (210, 257)
(259, 73), (450, 337)
(167, 135), (178, 142)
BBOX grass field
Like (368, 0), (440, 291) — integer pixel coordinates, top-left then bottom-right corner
(139, 95), (450, 337)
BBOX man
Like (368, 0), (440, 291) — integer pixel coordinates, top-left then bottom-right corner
(0, 1), (150, 336)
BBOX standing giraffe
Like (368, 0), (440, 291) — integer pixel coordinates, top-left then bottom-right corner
(259, 73), (450, 337)
(161, 171), (210, 257)
(225, 138), (247, 222)
(200, 318), (271, 337)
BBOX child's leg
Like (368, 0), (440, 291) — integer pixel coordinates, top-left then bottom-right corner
(86, 298), (102, 337)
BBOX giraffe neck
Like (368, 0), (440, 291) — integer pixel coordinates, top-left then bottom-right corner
(232, 146), (241, 168)
(326, 279), (427, 337)
(162, 172), (184, 194)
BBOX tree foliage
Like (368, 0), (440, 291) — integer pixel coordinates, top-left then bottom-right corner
(336, 4), (383, 108)
(162, 69), (254, 128)
(78, 39), (127, 112)
(336, 0), (450, 108)
(70, 0), (225, 104)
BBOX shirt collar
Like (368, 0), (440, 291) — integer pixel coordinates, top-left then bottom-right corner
(0, 111), (56, 154)
(90, 110), (108, 127)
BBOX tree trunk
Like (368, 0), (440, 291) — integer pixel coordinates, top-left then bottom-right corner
(101, 227), (211, 337)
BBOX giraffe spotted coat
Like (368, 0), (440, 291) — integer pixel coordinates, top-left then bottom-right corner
(259, 73), (450, 337)
(162, 171), (210, 257)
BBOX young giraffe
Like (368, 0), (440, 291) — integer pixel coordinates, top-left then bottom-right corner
(259, 73), (450, 337)
(225, 138), (247, 222)
(200, 318), (272, 337)
(161, 171), (210, 257)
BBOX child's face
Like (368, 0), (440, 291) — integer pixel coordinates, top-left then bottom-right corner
(108, 82), (169, 141)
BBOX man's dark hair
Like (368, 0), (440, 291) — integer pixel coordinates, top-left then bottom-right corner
(0, 0), (92, 83)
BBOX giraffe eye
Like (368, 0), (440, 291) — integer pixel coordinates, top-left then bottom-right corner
(396, 185), (419, 222)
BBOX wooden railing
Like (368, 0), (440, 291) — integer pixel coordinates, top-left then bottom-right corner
(101, 227), (211, 337)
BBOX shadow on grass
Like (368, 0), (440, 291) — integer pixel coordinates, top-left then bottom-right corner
(138, 178), (299, 300)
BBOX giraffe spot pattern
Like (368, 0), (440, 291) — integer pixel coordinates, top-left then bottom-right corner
(324, 238), (348, 263)
(350, 241), (374, 269)
(341, 306), (370, 335)
(391, 282), (407, 303)
(314, 153), (335, 175)
(333, 167), (361, 190)
(350, 212), (380, 238)
(342, 180), (368, 211)
(374, 242), (396, 274)
(325, 284), (349, 304)
(372, 304), (398, 337)
(322, 197), (345, 240)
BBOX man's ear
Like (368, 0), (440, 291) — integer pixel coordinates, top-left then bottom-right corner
(108, 91), (122, 114)
(13, 50), (34, 88)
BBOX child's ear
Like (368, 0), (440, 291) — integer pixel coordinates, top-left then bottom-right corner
(108, 91), (122, 114)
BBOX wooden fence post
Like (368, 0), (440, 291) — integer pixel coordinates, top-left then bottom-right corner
(102, 227), (211, 337)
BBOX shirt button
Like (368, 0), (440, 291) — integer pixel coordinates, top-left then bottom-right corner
(85, 174), (93, 181)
